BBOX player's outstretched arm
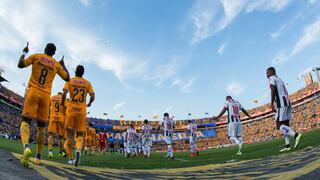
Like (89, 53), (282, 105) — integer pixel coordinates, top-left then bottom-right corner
(17, 42), (29, 68)
(59, 56), (70, 82)
(214, 107), (227, 122)
(241, 108), (251, 119)
(87, 92), (95, 107)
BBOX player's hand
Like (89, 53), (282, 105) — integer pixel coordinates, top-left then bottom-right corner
(59, 55), (65, 65)
(270, 105), (276, 112)
(87, 103), (92, 107)
(22, 42), (29, 54)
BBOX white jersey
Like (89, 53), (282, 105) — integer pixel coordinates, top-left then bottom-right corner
(122, 131), (127, 141)
(142, 124), (152, 138)
(161, 117), (174, 136)
(187, 123), (197, 137)
(126, 128), (136, 141)
(269, 75), (290, 108)
(224, 100), (242, 123)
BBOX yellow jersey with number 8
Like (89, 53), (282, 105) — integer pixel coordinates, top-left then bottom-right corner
(24, 53), (68, 94)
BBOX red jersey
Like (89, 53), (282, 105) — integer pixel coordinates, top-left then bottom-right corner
(99, 132), (107, 144)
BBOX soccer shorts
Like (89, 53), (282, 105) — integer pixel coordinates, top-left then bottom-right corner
(275, 106), (292, 122)
(22, 87), (50, 122)
(65, 109), (86, 133)
(165, 136), (173, 145)
(228, 122), (242, 137)
(142, 138), (152, 147)
(124, 142), (127, 149)
(48, 121), (65, 136)
(189, 136), (197, 146)
(85, 137), (92, 147)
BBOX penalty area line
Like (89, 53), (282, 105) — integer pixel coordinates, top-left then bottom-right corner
(174, 158), (191, 162)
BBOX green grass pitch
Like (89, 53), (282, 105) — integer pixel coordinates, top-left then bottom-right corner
(0, 128), (319, 169)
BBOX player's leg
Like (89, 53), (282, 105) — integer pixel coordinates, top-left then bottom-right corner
(189, 136), (195, 156)
(147, 140), (152, 157)
(58, 123), (66, 157)
(74, 114), (86, 167)
(47, 133), (54, 158)
(35, 121), (46, 165)
(169, 136), (174, 159)
(165, 137), (170, 158)
(236, 122), (243, 155)
(65, 112), (75, 164)
(20, 118), (32, 167)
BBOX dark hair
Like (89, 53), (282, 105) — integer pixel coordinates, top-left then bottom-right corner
(58, 92), (62, 95)
(75, 65), (85, 77)
(267, 67), (276, 74)
(144, 119), (148, 124)
(226, 95), (232, 100)
(44, 43), (56, 56)
(164, 112), (169, 117)
(188, 120), (192, 124)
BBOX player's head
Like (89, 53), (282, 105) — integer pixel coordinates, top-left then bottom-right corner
(57, 92), (62, 95)
(144, 119), (148, 124)
(226, 95), (232, 101)
(266, 67), (276, 78)
(75, 65), (85, 77)
(164, 112), (169, 118)
(88, 122), (93, 127)
(44, 43), (56, 56)
(188, 120), (192, 124)
(130, 124), (134, 128)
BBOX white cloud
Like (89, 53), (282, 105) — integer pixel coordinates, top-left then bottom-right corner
(217, 42), (227, 54)
(79, 0), (91, 7)
(271, 51), (289, 65)
(171, 76), (198, 93)
(226, 82), (247, 96)
(187, 0), (291, 43)
(113, 102), (126, 111)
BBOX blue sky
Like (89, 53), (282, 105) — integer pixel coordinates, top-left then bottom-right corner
(0, 0), (320, 120)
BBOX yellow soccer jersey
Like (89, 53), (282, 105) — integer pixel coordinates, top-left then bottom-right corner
(23, 53), (68, 93)
(49, 94), (64, 122)
(63, 77), (94, 113)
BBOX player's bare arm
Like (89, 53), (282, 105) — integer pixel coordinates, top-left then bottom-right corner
(270, 85), (277, 112)
(213, 107), (227, 121)
(61, 89), (68, 107)
(87, 92), (95, 107)
(241, 108), (251, 119)
(17, 42), (29, 68)
(59, 56), (70, 82)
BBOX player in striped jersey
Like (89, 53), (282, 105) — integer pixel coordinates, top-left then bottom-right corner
(187, 120), (199, 157)
(142, 119), (153, 158)
(159, 113), (175, 159)
(126, 125), (136, 157)
(213, 96), (251, 155)
(267, 67), (302, 152)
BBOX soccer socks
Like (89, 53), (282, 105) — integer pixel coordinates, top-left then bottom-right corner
(284, 135), (290, 147)
(20, 121), (30, 149)
(59, 137), (65, 153)
(147, 146), (151, 156)
(48, 135), (54, 151)
(66, 139), (74, 160)
(76, 135), (84, 151)
(168, 144), (173, 157)
(36, 127), (45, 156)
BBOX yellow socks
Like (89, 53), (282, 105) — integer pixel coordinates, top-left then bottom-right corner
(59, 137), (65, 152)
(20, 121), (30, 149)
(76, 135), (84, 151)
(48, 135), (54, 151)
(66, 139), (74, 159)
(36, 127), (45, 155)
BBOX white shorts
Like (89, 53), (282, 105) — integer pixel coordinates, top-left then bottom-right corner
(275, 106), (292, 122)
(228, 122), (242, 137)
(142, 138), (153, 147)
(165, 136), (173, 145)
(124, 142), (127, 148)
(189, 136), (197, 145)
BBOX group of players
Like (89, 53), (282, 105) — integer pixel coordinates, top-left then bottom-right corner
(16, 41), (303, 168)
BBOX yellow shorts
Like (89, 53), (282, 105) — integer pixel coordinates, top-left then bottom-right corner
(85, 137), (93, 147)
(65, 109), (86, 133)
(48, 121), (65, 136)
(22, 87), (50, 122)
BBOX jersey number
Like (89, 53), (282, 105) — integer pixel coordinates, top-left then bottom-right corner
(72, 88), (85, 102)
(232, 106), (239, 115)
(54, 102), (59, 112)
(39, 68), (48, 85)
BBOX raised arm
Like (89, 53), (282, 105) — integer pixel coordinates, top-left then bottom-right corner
(59, 56), (70, 82)
(18, 42), (29, 68)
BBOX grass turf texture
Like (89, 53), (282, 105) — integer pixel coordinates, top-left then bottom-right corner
(0, 128), (319, 169)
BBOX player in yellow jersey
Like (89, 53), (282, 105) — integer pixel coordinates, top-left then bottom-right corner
(47, 92), (67, 158)
(62, 65), (95, 167)
(84, 123), (96, 155)
(18, 43), (70, 167)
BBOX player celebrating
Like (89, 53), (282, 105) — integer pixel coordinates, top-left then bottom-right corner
(159, 113), (175, 159)
(17, 43), (69, 167)
(47, 92), (67, 158)
(266, 67), (302, 152)
(142, 119), (153, 158)
(213, 96), (251, 155)
(62, 65), (95, 167)
(187, 120), (199, 157)
(84, 123), (96, 155)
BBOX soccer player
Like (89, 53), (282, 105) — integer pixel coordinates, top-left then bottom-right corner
(213, 96), (251, 155)
(266, 67), (302, 152)
(47, 92), (67, 158)
(84, 123), (96, 155)
(17, 43), (69, 167)
(62, 65), (95, 167)
(99, 129), (107, 155)
(159, 113), (174, 159)
(108, 136), (115, 154)
(187, 120), (199, 157)
(122, 130), (128, 157)
(126, 125), (136, 157)
(142, 119), (153, 158)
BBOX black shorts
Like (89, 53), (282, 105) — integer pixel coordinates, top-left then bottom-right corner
(109, 144), (114, 148)
(276, 119), (290, 130)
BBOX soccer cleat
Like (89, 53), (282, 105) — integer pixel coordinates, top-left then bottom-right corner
(279, 147), (291, 152)
(74, 150), (81, 167)
(48, 151), (53, 158)
(236, 152), (242, 156)
(166, 155), (170, 159)
(21, 147), (31, 168)
(34, 153), (41, 165)
(294, 134), (302, 149)
(67, 159), (75, 165)
(170, 156), (174, 160)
